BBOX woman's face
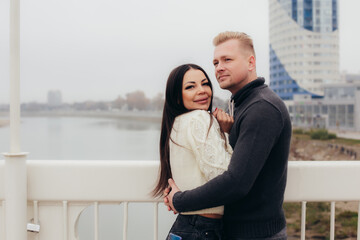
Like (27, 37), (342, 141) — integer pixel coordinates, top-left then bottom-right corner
(182, 69), (212, 111)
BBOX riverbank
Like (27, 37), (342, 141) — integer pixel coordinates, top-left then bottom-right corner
(0, 110), (162, 123)
(0, 119), (9, 127)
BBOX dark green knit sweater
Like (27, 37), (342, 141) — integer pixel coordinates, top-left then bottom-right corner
(173, 78), (292, 238)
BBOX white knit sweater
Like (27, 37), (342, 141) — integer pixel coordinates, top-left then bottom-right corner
(170, 110), (233, 215)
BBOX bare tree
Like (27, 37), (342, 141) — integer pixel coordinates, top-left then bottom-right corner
(126, 90), (150, 110)
(112, 95), (126, 110)
(150, 93), (164, 111)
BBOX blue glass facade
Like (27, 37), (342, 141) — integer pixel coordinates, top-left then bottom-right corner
(269, 45), (322, 100)
(292, 0), (297, 22)
(332, 0), (338, 31)
(303, 0), (313, 31)
(276, 0), (338, 33)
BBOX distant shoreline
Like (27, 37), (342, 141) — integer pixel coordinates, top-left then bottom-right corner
(0, 119), (9, 127)
(0, 110), (162, 124)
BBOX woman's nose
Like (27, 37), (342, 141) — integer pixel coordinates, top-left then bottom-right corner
(197, 85), (206, 94)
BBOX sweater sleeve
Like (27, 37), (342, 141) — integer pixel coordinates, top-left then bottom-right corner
(173, 101), (284, 212)
(186, 112), (231, 181)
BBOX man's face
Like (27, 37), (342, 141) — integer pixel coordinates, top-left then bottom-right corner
(213, 39), (253, 94)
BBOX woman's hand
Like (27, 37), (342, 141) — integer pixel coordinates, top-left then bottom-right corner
(163, 179), (179, 214)
(213, 108), (234, 133)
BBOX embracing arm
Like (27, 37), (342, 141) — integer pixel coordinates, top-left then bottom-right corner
(172, 101), (285, 212)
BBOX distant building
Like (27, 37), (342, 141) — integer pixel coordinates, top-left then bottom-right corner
(269, 0), (340, 100)
(47, 90), (62, 107)
(286, 81), (360, 131)
(341, 72), (360, 84)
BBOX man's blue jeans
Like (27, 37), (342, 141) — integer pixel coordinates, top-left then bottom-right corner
(225, 227), (287, 240)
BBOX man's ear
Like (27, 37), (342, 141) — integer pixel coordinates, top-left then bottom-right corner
(248, 55), (256, 71)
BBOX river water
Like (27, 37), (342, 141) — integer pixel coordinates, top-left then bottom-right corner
(0, 115), (177, 239)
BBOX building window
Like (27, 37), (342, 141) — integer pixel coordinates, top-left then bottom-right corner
(329, 105), (336, 127)
(347, 105), (354, 128)
(322, 105), (328, 114)
(314, 105), (320, 114)
(338, 105), (346, 126)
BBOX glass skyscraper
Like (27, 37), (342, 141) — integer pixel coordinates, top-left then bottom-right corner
(269, 0), (340, 100)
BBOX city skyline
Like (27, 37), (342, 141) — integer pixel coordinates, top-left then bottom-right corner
(1, 0), (360, 104)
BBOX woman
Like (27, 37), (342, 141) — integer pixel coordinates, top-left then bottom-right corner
(153, 64), (233, 240)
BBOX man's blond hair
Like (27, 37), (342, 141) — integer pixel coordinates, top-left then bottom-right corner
(213, 31), (256, 58)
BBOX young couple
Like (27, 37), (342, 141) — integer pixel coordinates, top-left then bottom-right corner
(153, 31), (292, 240)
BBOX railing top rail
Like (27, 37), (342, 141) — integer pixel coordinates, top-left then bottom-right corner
(0, 160), (359, 202)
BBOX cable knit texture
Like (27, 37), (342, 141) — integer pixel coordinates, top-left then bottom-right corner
(170, 110), (232, 215)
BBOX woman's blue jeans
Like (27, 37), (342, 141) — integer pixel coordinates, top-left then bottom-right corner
(166, 214), (223, 240)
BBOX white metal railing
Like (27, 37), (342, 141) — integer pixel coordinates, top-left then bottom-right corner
(0, 160), (359, 240)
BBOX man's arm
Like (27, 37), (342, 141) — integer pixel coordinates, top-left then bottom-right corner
(171, 101), (285, 213)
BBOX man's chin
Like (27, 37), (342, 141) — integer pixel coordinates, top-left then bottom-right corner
(219, 82), (230, 90)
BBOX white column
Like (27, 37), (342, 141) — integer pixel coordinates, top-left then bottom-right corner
(3, 0), (28, 239)
(3, 153), (27, 240)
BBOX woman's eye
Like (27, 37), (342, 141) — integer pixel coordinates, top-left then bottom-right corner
(203, 82), (210, 86)
(185, 86), (194, 90)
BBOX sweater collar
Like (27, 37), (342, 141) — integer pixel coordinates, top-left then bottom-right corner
(231, 77), (265, 107)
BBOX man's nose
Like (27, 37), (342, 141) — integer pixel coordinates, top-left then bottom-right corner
(215, 62), (224, 72)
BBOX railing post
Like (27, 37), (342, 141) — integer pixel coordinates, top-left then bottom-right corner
(358, 201), (360, 240)
(301, 201), (307, 240)
(63, 201), (68, 240)
(153, 202), (158, 240)
(123, 202), (128, 240)
(330, 202), (335, 240)
(94, 202), (99, 240)
(3, 0), (28, 239)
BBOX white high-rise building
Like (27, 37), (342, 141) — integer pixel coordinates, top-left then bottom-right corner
(269, 0), (340, 100)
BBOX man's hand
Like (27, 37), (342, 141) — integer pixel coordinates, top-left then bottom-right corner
(163, 178), (180, 214)
(213, 108), (234, 133)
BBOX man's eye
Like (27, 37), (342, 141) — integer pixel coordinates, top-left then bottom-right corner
(213, 62), (218, 66)
(225, 58), (231, 61)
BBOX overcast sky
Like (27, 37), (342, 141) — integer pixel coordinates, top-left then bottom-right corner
(1, 0), (360, 104)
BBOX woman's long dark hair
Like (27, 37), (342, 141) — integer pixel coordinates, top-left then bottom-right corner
(152, 64), (214, 197)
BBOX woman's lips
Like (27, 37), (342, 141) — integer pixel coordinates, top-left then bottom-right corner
(194, 97), (209, 104)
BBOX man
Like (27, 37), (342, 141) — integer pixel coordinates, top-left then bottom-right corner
(165, 31), (292, 239)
